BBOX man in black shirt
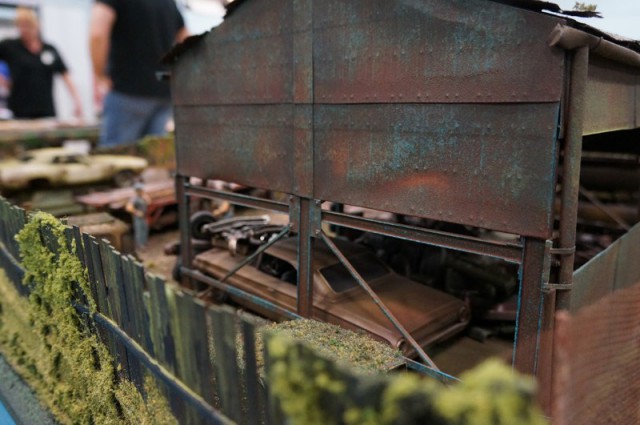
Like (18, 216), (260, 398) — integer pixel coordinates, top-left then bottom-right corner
(0, 7), (83, 119)
(90, 0), (188, 147)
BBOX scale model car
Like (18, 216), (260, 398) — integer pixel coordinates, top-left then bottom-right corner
(193, 237), (470, 356)
(0, 148), (148, 191)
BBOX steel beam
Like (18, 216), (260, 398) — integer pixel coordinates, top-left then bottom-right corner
(185, 185), (289, 214)
(322, 210), (523, 263)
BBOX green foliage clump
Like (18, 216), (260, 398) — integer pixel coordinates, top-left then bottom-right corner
(251, 319), (402, 375)
(267, 334), (547, 425)
(436, 360), (546, 425)
(0, 211), (176, 424)
(267, 335), (347, 425)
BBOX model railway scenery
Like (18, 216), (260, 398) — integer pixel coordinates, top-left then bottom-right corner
(0, 0), (638, 424)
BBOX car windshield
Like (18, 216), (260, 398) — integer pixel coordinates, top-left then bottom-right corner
(320, 253), (389, 293)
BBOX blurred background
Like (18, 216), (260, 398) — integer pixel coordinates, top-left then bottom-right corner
(0, 0), (228, 122)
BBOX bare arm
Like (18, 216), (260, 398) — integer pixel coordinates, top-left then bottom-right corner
(89, 3), (116, 107)
(61, 72), (83, 120)
(176, 27), (190, 44)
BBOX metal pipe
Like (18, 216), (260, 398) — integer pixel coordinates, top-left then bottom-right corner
(197, 225), (291, 299)
(404, 358), (460, 384)
(322, 210), (523, 263)
(320, 231), (439, 370)
(557, 46), (590, 311)
(73, 303), (229, 425)
(548, 24), (640, 69)
(184, 269), (301, 320)
(185, 185), (289, 213)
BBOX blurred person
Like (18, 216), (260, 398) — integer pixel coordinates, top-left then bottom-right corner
(90, 0), (188, 147)
(0, 7), (83, 119)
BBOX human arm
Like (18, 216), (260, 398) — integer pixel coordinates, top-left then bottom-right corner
(61, 72), (83, 120)
(89, 2), (116, 108)
(176, 27), (190, 44)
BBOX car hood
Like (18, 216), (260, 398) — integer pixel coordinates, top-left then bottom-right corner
(322, 275), (469, 347)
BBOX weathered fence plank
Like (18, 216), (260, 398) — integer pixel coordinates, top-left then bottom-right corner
(210, 308), (243, 423)
(146, 275), (178, 374)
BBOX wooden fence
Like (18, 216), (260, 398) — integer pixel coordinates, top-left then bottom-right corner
(0, 198), (554, 425)
(0, 198), (279, 425)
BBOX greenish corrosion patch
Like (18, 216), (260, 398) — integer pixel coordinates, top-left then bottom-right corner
(0, 211), (176, 425)
(267, 334), (547, 425)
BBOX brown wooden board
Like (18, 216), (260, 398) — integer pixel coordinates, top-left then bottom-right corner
(241, 320), (262, 425)
(210, 308), (243, 423)
(146, 275), (178, 374)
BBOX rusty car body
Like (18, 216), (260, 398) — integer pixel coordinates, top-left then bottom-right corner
(194, 237), (470, 356)
(0, 148), (148, 192)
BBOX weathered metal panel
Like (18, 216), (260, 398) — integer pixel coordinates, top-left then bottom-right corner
(571, 242), (618, 314)
(175, 105), (297, 194)
(312, 0), (565, 104)
(613, 222), (640, 291)
(583, 57), (640, 135)
(314, 103), (560, 238)
(172, 0), (293, 106)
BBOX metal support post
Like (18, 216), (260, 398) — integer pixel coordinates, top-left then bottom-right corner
(556, 46), (589, 311)
(295, 197), (317, 317)
(176, 175), (193, 289)
(514, 238), (551, 375)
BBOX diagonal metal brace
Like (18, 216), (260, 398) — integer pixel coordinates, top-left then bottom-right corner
(198, 225), (291, 298)
(319, 231), (439, 371)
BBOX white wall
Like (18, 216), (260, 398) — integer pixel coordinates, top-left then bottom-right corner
(39, 0), (95, 122)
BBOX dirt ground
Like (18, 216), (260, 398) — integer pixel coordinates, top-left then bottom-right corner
(136, 229), (180, 283)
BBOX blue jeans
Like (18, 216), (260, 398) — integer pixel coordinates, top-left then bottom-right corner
(100, 91), (172, 147)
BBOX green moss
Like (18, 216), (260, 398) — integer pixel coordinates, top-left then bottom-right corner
(0, 211), (177, 425)
(249, 319), (402, 376)
(436, 360), (547, 425)
(266, 333), (548, 425)
(267, 335), (347, 425)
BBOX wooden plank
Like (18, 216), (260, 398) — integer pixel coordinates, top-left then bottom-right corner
(174, 292), (216, 406)
(8, 205), (24, 259)
(210, 308), (242, 423)
(81, 234), (104, 313)
(146, 274), (178, 374)
(124, 256), (154, 354)
(241, 320), (261, 425)
(0, 200), (7, 249)
(107, 245), (135, 383)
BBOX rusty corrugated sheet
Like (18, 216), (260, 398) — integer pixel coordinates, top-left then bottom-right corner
(583, 56), (640, 135)
(571, 222), (640, 312)
(552, 286), (640, 425)
(172, 0), (294, 106)
(175, 105), (297, 194)
(312, 0), (565, 104)
(313, 103), (560, 238)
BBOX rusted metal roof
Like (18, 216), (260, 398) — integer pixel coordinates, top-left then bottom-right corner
(163, 0), (639, 65)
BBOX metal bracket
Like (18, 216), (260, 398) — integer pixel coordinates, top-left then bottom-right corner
(288, 195), (300, 233)
(550, 246), (576, 256)
(311, 199), (323, 238)
(543, 282), (573, 292)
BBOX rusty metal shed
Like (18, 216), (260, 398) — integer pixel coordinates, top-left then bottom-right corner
(166, 0), (640, 397)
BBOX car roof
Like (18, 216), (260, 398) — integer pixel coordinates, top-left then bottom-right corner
(264, 236), (373, 269)
(23, 148), (86, 159)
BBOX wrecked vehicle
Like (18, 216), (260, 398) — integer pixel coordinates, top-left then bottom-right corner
(193, 236), (471, 356)
(0, 148), (148, 192)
